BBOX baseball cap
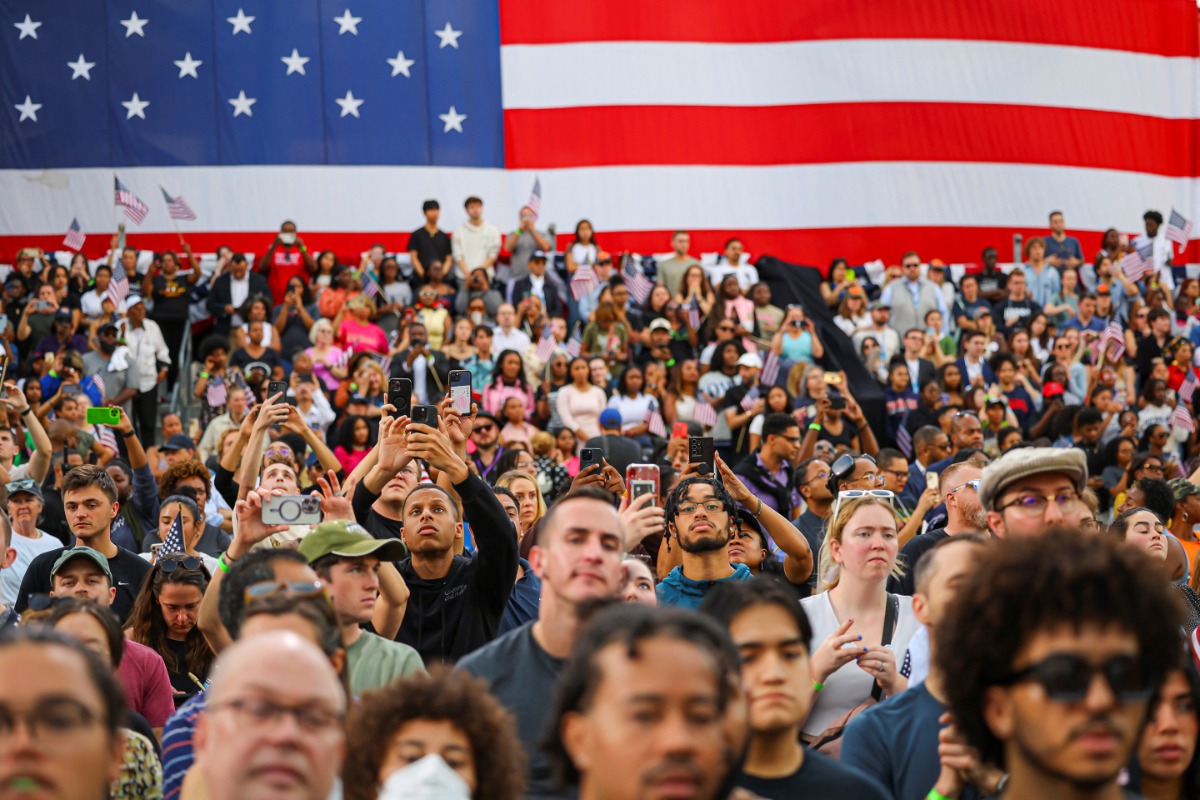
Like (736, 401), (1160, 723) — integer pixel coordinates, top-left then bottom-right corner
(122, 296), (144, 312)
(50, 546), (112, 581)
(298, 520), (407, 564)
(244, 361), (271, 376)
(599, 409), (622, 429)
(473, 411), (500, 428)
(160, 433), (196, 452)
(736, 353), (764, 369)
(979, 447), (1087, 511)
(6, 479), (41, 501)
(530, 250), (547, 261)
(98, 321), (119, 335)
(648, 319), (671, 333)
(1043, 382), (1066, 399)
(929, 259), (946, 271)
(53, 308), (73, 323)
(984, 395), (1007, 408)
(847, 285), (865, 297)
(869, 300), (889, 312)
(1097, 284), (1111, 295)
(1170, 478), (1200, 501)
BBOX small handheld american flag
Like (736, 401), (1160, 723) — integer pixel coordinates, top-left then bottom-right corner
(107, 259), (130, 307)
(1120, 248), (1147, 283)
(570, 264), (600, 302)
(739, 385), (761, 412)
(161, 508), (187, 555)
(535, 324), (556, 362)
(62, 218), (86, 251)
(565, 325), (582, 358)
(206, 374), (228, 407)
(643, 404), (667, 438)
(527, 177), (542, 221)
(114, 176), (149, 224)
(760, 350), (780, 386)
(1172, 403), (1195, 435)
(1099, 320), (1126, 362)
(896, 414), (913, 458)
(687, 299), (702, 331)
(693, 397), (718, 428)
(160, 186), (197, 221)
(361, 270), (381, 300)
(1179, 369), (1198, 405)
(622, 254), (652, 305)
(1167, 208), (1194, 253)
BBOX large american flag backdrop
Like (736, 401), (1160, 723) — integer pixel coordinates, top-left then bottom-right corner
(1, 0), (1198, 265)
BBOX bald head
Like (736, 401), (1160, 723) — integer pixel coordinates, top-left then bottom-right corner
(198, 631), (346, 800)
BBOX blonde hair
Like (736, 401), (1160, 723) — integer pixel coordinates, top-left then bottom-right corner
(496, 470), (547, 524)
(530, 431), (555, 456)
(816, 496), (905, 591)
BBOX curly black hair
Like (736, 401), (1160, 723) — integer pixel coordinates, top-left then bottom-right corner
(342, 666), (526, 800)
(663, 476), (737, 550)
(935, 529), (1184, 770)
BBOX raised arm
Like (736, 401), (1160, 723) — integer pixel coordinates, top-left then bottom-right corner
(5, 382), (51, 482)
(716, 455), (813, 585)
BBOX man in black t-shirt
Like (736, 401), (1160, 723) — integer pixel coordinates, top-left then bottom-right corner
(408, 199), (452, 283)
(15, 464), (151, 622)
(721, 352), (765, 460)
(991, 269), (1041, 335)
(701, 581), (890, 799)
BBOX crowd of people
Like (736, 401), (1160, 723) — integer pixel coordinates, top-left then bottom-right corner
(0, 200), (1198, 800)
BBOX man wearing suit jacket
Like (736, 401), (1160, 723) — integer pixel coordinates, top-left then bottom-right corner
(206, 253), (271, 340)
(900, 328), (936, 392)
(507, 251), (565, 319)
(898, 425), (952, 509)
(955, 330), (997, 389)
(388, 322), (451, 404)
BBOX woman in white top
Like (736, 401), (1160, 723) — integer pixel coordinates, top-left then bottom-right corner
(800, 493), (919, 738)
(565, 219), (598, 275)
(555, 356), (608, 443)
(79, 264), (114, 322)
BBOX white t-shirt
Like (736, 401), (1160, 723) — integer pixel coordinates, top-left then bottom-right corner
(2, 530), (63, 606)
(799, 591), (920, 735)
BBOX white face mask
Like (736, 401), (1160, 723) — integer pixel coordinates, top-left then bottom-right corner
(470, 312), (483, 324)
(378, 754), (470, 800)
(279, 231), (297, 245)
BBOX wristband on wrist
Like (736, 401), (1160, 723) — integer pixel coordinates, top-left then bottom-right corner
(199, 371), (209, 379)
(925, 791), (953, 800)
(808, 423), (822, 431)
(812, 680), (824, 692)
(752, 498), (763, 518)
(217, 552), (231, 574)
(17, 408), (31, 415)
(121, 429), (136, 438)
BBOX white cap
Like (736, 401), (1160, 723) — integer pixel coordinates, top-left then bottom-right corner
(121, 296), (144, 313)
(736, 353), (763, 369)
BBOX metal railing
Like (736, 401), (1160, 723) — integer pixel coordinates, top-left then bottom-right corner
(170, 324), (199, 427)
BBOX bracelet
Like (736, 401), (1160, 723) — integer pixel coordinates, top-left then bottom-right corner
(808, 423), (822, 431)
(925, 791), (953, 800)
(299, 245), (308, 253)
(812, 680), (824, 692)
(217, 553), (231, 574)
(752, 498), (763, 518)
(198, 371), (209, 379)
(121, 429), (136, 438)
(17, 408), (31, 415)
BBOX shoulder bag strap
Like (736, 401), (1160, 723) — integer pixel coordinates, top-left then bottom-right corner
(870, 594), (900, 702)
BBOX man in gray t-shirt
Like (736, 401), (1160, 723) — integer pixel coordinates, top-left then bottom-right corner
(82, 321), (142, 419)
(503, 206), (553, 283)
(656, 231), (701, 296)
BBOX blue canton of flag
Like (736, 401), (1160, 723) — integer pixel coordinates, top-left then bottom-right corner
(622, 254), (652, 305)
(361, 270), (381, 300)
(1167, 208), (1194, 252)
(2, 1), (503, 170)
(108, 257), (130, 307)
(161, 508), (187, 555)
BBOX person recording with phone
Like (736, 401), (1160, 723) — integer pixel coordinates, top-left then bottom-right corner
(82, 321), (141, 420)
(0, 379), (52, 486)
(771, 305), (825, 375)
(389, 322), (450, 405)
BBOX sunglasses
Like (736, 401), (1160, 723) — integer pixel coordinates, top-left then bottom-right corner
(1001, 653), (1154, 704)
(947, 478), (981, 494)
(159, 556), (201, 574)
(830, 489), (895, 520)
(27, 594), (63, 612)
(243, 580), (326, 604)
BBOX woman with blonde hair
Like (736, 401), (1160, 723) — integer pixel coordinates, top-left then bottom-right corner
(496, 469), (546, 535)
(335, 294), (389, 354)
(306, 318), (350, 390)
(799, 493), (919, 746)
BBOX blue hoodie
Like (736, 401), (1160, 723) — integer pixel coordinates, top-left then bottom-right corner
(656, 563), (754, 609)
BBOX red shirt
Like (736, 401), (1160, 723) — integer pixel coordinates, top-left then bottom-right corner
(264, 247), (306, 303)
(118, 640), (176, 728)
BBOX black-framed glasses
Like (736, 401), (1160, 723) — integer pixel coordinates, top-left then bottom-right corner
(207, 696), (344, 733)
(0, 698), (104, 748)
(880, 467), (909, 479)
(159, 556), (201, 574)
(996, 491), (1082, 516)
(1001, 653), (1154, 704)
(243, 580), (326, 604)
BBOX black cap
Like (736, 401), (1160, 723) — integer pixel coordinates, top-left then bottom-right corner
(160, 433), (196, 452)
(53, 308), (73, 323)
(530, 250), (547, 261)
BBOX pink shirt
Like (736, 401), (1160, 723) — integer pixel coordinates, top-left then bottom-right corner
(338, 318), (389, 354)
(118, 640), (175, 728)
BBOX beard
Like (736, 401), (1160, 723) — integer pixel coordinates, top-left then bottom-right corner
(959, 500), (988, 531)
(679, 528), (730, 554)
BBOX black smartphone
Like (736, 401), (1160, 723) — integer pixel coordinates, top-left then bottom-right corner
(449, 370), (471, 414)
(579, 447), (604, 471)
(689, 436), (715, 476)
(388, 378), (412, 418)
(267, 380), (292, 405)
(828, 395), (847, 411)
(411, 404), (439, 426)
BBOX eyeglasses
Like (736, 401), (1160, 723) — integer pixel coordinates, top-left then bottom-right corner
(1142, 463), (1165, 472)
(474, 423), (496, 433)
(207, 697), (344, 733)
(830, 489), (894, 519)
(947, 478), (981, 494)
(264, 447), (292, 459)
(902, 262), (920, 269)
(676, 500), (726, 516)
(244, 580), (326, 604)
(879, 467), (909, 479)
(159, 555), (201, 573)
(804, 470), (831, 484)
(0, 698), (104, 749)
(996, 491), (1081, 516)
(1001, 653), (1154, 704)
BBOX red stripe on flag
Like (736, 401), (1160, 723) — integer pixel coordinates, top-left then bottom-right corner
(4, 227), (1197, 274)
(505, 104), (1200, 176)
(499, 0), (1199, 56)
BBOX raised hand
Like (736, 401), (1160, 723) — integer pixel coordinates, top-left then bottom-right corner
(317, 473), (356, 522)
(229, 488), (289, 560)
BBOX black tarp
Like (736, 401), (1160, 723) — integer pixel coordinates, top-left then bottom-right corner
(755, 255), (887, 445)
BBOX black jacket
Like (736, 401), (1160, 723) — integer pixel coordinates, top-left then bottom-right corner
(395, 472), (519, 663)
(389, 347), (452, 402)
(206, 272), (272, 338)
(508, 277), (566, 318)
